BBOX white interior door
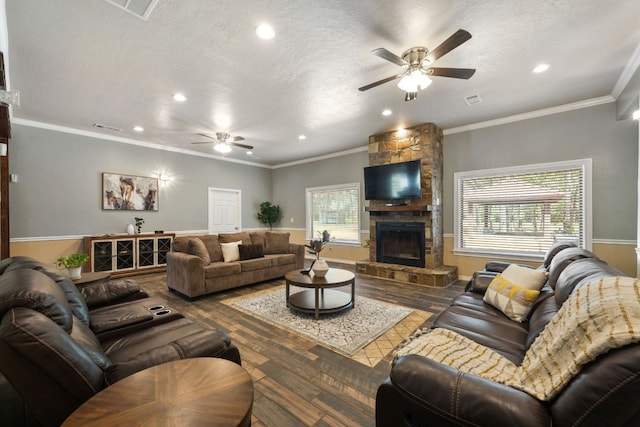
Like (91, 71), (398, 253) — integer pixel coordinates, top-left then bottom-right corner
(208, 188), (241, 234)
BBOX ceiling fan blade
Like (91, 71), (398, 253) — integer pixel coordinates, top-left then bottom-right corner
(197, 133), (216, 140)
(371, 48), (407, 66)
(232, 142), (253, 150)
(358, 75), (400, 91)
(191, 141), (213, 144)
(229, 136), (245, 142)
(426, 67), (476, 79)
(425, 29), (472, 63)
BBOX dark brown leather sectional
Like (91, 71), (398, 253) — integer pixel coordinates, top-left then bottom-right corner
(376, 242), (640, 426)
(0, 256), (241, 427)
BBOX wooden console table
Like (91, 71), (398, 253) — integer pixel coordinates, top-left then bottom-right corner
(62, 358), (253, 427)
(83, 233), (175, 277)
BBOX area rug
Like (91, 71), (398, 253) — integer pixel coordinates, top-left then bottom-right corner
(223, 285), (431, 366)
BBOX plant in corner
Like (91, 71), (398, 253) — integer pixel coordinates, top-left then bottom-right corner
(56, 253), (89, 279)
(134, 217), (145, 234)
(257, 201), (283, 230)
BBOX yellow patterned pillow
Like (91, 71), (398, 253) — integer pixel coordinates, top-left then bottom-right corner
(484, 275), (540, 322)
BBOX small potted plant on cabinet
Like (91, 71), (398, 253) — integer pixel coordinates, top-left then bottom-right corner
(56, 253), (89, 279)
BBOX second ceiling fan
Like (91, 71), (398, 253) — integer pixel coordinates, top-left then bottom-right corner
(191, 132), (254, 154)
(359, 29), (476, 101)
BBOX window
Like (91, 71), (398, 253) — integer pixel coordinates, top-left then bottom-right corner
(454, 159), (591, 258)
(306, 183), (361, 244)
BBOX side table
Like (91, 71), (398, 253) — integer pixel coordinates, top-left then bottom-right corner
(62, 358), (253, 427)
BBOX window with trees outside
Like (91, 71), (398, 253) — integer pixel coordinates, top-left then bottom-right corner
(306, 183), (361, 245)
(454, 159), (591, 258)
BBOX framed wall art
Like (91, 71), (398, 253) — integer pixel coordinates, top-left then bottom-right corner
(102, 173), (158, 211)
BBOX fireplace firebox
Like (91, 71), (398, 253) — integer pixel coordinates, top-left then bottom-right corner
(376, 222), (425, 268)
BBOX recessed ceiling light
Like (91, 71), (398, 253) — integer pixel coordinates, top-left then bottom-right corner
(247, 151), (253, 155)
(633, 110), (640, 120)
(172, 93), (187, 102)
(532, 64), (549, 73)
(256, 23), (275, 40)
(298, 134), (306, 140)
(382, 109), (392, 116)
(133, 126), (144, 132)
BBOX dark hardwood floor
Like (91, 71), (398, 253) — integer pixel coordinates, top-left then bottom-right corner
(135, 263), (466, 427)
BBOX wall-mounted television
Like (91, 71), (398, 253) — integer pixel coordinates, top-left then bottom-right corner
(364, 160), (422, 201)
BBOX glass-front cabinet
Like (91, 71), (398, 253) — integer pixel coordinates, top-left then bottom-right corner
(84, 233), (174, 276)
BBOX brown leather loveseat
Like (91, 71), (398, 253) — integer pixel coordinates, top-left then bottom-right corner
(0, 256), (241, 426)
(376, 242), (640, 426)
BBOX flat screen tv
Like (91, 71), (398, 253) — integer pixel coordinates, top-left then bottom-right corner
(364, 160), (422, 201)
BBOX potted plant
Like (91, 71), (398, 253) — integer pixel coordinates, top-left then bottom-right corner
(304, 238), (330, 277)
(56, 253), (89, 279)
(257, 201), (283, 230)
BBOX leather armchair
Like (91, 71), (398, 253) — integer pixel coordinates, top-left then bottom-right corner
(0, 258), (241, 427)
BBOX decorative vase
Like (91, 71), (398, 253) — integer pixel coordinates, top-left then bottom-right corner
(126, 223), (135, 235)
(67, 267), (82, 280)
(312, 259), (329, 278)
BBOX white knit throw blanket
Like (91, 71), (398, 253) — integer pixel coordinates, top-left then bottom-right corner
(393, 276), (640, 400)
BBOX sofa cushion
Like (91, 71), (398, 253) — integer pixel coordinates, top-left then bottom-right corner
(483, 275), (541, 322)
(188, 238), (211, 265)
(266, 253), (296, 266)
(239, 244), (264, 260)
(249, 231), (266, 248)
(218, 232), (252, 246)
(264, 232), (290, 254)
(220, 241), (242, 263)
(204, 262), (242, 279)
(501, 264), (548, 290)
(199, 235), (224, 262)
(240, 257), (272, 272)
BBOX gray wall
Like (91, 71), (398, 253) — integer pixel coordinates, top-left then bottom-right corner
(10, 124), (272, 237)
(443, 102), (638, 240)
(271, 151), (369, 231)
(9, 101), (638, 242)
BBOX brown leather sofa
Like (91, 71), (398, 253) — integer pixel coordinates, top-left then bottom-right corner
(0, 257), (241, 427)
(167, 231), (305, 298)
(376, 243), (640, 426)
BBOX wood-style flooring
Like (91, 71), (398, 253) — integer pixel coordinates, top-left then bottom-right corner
(135, 263), (466, 427)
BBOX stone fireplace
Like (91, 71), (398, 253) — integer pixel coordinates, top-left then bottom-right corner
(355, 123), (457, 287)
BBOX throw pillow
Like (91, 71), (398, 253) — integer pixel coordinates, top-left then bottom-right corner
(239, 244), (265, 260)
(264, 232), (290, 254)
(220, 240), (242, 263)
(500, 264), (548, 290)
(484, 275), (541, 322)
(188, 238), (211, 265)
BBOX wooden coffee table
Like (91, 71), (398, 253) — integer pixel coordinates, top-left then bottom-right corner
(62, 358), (253, 427)
(285, 268), (356, 319)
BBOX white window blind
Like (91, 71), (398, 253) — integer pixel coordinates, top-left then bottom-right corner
(305, 183), (360, 244)
(454, 159), (591, 258)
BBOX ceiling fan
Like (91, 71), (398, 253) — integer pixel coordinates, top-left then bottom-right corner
(358, 29), (476, 101)
(191, 132), (254, 154)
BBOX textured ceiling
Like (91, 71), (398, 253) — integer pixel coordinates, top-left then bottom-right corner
(5, 0), (640, 166)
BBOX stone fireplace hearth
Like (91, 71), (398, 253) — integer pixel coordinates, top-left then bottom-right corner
(355, 123), (457, 287)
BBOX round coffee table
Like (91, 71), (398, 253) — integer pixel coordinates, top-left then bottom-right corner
(285, 268), (355, 320)
(62, 358), (253, 427)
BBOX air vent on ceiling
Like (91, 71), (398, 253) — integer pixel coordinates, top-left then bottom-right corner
(103, 0), (159, 21)
(93, 123), (122, 132)
(464, 94), (482, 106)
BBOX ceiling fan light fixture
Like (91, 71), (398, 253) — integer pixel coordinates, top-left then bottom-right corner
(404, 91), (418, 101)
(398, 68), (432, 92)
(214, 143), (232, 154)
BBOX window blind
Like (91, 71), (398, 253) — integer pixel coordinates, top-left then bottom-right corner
(306, 183), (361, 244)
(455, 159), (590, 258)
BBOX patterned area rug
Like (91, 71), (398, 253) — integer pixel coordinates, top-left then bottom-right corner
(223, 285), (431, 366)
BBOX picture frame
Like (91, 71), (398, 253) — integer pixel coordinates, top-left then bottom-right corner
(102, 173), (158, 211)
